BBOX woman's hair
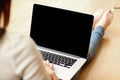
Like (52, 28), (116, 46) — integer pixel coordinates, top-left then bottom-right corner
(0, 0), (11, 38)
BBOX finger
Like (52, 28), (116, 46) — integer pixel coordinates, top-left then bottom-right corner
(46, 60), (49, 62)
(46, 60), (49, 64)
(45, 60), (54, 69)
(44, 60), (49, 65)
(51, 73), (59, 80)
(49, 63), (54, 70)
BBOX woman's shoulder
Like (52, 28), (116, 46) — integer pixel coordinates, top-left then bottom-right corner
(0, 31), (37, 53)
(0, 31), (45, 79)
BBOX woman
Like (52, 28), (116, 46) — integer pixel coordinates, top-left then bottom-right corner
(0, 0), (113, 80)
(0, 0), (59, 80)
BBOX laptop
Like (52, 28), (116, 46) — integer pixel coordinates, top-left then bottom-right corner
(30, 4), (93, 80)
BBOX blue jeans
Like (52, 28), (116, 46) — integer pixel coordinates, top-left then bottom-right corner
(72, 26), (104, 80)
(87, 25), (104, 63)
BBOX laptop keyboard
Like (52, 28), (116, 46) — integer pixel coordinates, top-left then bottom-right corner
(40, 50), (77, 68)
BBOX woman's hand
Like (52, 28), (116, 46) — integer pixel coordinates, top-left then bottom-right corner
(43, 60), (59, 80)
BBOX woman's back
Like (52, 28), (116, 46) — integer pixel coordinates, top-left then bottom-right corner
(0, 31), (51, 80)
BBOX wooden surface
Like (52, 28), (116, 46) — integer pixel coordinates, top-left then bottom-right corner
(9, 0), (120, 80)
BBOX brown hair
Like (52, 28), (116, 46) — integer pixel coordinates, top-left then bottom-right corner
(0, 0), (11, 38)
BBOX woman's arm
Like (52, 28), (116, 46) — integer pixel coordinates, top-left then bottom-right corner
(14, 37), (52, 80)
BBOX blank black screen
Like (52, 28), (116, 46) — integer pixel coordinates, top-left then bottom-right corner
(30, 4), (93, 58)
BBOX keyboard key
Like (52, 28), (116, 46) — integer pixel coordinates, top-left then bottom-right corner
(40, 50), (77, 68)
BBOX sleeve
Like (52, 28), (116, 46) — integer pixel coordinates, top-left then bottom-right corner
(14, 36), (51, 80)
(87, 26), (104, 64)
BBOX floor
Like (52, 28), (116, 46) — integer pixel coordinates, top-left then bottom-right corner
(9, 0), (120, 80)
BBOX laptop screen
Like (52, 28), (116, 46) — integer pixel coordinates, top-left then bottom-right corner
(30, 4), (93, 58)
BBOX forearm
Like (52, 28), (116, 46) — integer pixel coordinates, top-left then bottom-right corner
(87, 26), (104, 63)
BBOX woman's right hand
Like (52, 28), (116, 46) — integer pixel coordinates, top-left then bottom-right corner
(43, 60), (59, 80)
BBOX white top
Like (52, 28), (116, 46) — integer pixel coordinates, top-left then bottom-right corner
(0, 31), (51, 80)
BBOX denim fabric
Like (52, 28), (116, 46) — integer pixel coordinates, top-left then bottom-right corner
(87, 25), (104, 63)
(72, 26), (104, 80)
